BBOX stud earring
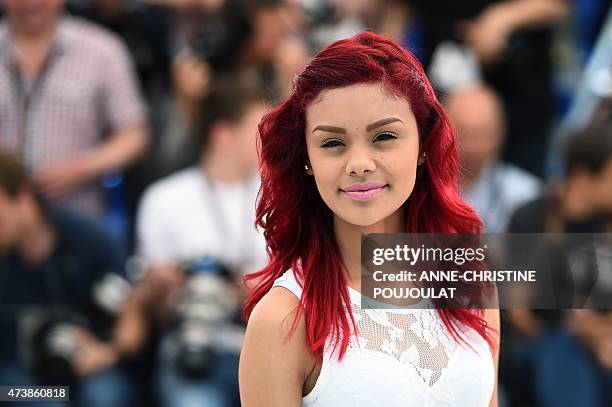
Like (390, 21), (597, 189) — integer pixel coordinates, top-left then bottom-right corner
(305, 164), (310, 171)
(418, 152), (426, 166)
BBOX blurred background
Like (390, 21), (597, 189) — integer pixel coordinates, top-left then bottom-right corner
(0, 0), (611, 406)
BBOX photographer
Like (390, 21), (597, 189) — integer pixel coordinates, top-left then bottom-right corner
(133, 74), (269, 407)
(0, 150), (136, 406)
(503, 117), (612, 407)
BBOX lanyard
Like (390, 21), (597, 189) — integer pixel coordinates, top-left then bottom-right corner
(10, 42), (57, 157)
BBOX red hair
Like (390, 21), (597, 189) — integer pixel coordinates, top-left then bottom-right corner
(244, 32), (494, 358)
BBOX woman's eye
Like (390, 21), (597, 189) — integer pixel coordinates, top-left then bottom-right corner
(320, 139), (345, 148)
(373, 132), (397, 142)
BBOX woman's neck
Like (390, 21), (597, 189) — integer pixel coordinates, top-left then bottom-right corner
(334, 208), (405, 291)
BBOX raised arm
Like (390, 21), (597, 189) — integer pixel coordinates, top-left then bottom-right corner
(462, 0), (570, 63)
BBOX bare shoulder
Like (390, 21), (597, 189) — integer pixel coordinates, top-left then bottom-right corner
(484, 308), (500, 342)
(250, 286), (303, 328)
(483, 284), (501, 345)
(239, 287), (312, 407)
(483, 285), (500, 407)
(246, 286), (309, 351)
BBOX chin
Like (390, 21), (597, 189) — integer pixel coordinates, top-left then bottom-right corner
(335, 208), (391, 229)
(345, 218), (382, 228)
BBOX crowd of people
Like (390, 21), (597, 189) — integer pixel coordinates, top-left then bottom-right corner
(0, 0), (611, 406)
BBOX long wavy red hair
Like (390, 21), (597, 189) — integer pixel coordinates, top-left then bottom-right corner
(244, 32), (494, 358)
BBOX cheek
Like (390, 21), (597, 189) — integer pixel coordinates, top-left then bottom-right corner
(309, 157), (343, 208)
(395, 162), (418, 197)
(313, 166), (338, 198)
(306, 144), (335, 184)
(383, 157), (419, 209)
(391, 145), (419, 181)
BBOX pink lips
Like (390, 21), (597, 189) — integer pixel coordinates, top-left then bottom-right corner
(341, 182), (387, 201)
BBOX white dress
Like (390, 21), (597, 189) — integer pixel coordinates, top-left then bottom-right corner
(272, 269), (495, 407)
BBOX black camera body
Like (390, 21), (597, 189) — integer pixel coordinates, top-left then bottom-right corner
(29, 312), (86, 387)
(172, 258), (240, 378)
(27, 272), (130, 386)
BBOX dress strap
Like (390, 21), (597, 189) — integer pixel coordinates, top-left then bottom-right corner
(272, 269), (303, 300)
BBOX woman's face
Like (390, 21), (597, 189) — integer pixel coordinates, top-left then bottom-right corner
(305, 83), (421, 228)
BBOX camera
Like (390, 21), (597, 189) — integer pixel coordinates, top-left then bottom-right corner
(171, 258), (240, 378)
(26, 310), (85, 387)
(26, 272), (130, 385)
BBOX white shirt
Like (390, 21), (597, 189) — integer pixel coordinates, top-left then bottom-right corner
(273, 269), (495, 407)
(136, 167), (268, 272)
(463, 161), (541, 233)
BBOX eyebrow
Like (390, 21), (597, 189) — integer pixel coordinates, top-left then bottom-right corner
(312, 117), (404, 134)
(312, 125), (346, 134)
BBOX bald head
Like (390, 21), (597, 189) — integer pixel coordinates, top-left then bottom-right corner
(445, 85), (506, 176)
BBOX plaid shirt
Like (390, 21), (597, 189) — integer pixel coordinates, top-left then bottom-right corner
(0, 16), (145, 216)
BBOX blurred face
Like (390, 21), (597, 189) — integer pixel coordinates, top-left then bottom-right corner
(564, 158), (612, 218)
(593, 158), (612, 213)
(445, 87), (504, 174)
(0, 189), (22, 252)
(4, 0), (64, 35)
(250, 5), (292, 62)
(230, 103), (267, 171)
(172, 55), (209, 101)
(333, 0), (372, 18)
(305, 83), (421, 228)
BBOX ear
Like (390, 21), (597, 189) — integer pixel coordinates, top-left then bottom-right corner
(417, 150), (426, 166)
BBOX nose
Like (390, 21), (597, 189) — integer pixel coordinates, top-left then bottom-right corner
(345, 144), (376, 176)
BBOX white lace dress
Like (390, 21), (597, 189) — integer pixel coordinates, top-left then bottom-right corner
(272, 269), (495, 407)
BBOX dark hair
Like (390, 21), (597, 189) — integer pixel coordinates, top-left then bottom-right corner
(565, 117), (612, 175)
(196, 74), (268, 147)
(0, 149), (28, 198)
(244, 32), (493, 360)
(199, 0), (284, 72)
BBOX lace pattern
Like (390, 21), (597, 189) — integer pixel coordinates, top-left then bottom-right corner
(272, 270), (495, 407)
(350, 304), (458, 387)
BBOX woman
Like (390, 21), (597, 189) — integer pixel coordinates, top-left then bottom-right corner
(239, 32), (499, 406)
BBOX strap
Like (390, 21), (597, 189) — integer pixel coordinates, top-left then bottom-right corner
(272, 269), (303, 300)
